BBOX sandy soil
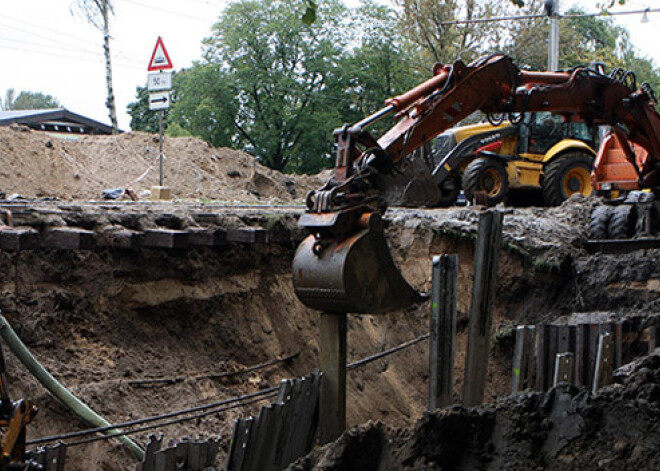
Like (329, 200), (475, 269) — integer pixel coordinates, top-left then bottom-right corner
(0, 127), (658, 469)
(0, 125), (326, 202)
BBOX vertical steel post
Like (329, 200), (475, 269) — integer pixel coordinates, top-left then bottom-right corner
(429, 254), (458, 410)
(512, 326), (529, 393)
(593, 332), (613, 393)
(463, 210), (503, 406)
(553, 352), (574, 386)
(159, 109), (164, 187)
(319, 312), (346, 444)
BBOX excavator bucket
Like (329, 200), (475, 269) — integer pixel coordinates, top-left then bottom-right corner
(292, 212), (424, 314)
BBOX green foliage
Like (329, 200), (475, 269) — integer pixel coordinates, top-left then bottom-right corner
(127, 86), (163, 133)
(164, 122), (193, 138)
(395, 0), (508, 67)
(1, 89), (62, 110)
(201, 0), (350, 172)
(302, 0), (317, 24)
(168, 63), (237, 148)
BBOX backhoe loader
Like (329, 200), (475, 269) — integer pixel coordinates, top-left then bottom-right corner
(385, 112), (598, 207)
(293, 54), (660, 315)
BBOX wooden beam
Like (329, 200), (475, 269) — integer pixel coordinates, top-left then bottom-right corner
(188, 228), (227, 247)
(143, 229), (188, 249)
(318, 312), (346, 444)
(41, 227), (96, 250)
(96, 229), (143, 249)
(227, 227), (268, 244)
(0, 228), (39, 251)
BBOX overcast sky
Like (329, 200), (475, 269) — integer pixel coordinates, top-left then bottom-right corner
(1, 0), (658, 131)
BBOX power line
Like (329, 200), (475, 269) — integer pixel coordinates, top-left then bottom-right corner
(119, 0), (218, 23)
(438, 7), (660, 26)
(0, 13), (153, 64)
(0, 44), (144, 72)
(0, 37), (142, 68)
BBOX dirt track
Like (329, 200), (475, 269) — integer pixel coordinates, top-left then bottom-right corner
(1, 129), (659, 469)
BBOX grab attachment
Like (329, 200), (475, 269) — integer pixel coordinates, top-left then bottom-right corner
(292, 210), (423, 314)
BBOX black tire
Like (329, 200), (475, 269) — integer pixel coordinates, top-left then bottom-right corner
(542, 152), (594, 206)
(463, 157), (509, 206)
(608, 204), (636, 239)
(589, 205), (613, 239)
(435, 173), (461, 207)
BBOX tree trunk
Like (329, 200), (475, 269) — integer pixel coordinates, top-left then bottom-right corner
(102, 3), (118, 134)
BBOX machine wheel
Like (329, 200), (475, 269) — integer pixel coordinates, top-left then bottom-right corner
(608, 204), (637, 239)
(435, 173), (461, 207)
(589, 205), (613, 239)
(542, 152), (594, 206)
(463, 157), (509, 206)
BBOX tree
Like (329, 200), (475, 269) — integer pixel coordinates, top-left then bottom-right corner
(167, 63), (237, 148)
(127, 86), (162, 133)
(498, 2), (547, 70)
(334, 1), (422, 130)
(201, 0), (349, 173)
(1, 89), (62, 110)
(72, 0), (118, 134)
(394, 0), (508, 67)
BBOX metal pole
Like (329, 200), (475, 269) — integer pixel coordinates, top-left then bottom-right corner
(429, 254), (458, 410)
(463, 210), (503, 406)
(548, 0), (560, 71)
(159, 109), (164, 187)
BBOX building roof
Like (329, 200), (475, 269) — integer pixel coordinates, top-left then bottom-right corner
(0, 108), (117, 135)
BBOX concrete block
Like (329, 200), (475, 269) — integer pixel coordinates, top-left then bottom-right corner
(150, 186), (171, 201)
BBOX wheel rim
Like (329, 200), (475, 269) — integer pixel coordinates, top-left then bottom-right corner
(563, 166), (592, 197)
(481, 168), (503, 197)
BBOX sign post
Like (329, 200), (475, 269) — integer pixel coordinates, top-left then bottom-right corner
(147, 36), (173, 199)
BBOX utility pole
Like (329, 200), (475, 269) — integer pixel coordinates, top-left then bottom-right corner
(547, 0), (560, 71)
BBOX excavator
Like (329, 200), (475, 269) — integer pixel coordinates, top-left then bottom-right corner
(292, 54), (660, 315)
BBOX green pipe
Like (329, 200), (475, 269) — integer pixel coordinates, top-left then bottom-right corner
(0, 312), (144, 460)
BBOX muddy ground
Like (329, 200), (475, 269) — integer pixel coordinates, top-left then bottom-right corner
(289, 351), (660, 470)
(0, 129), (659, 469)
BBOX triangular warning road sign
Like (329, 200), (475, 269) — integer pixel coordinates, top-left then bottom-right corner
(148, 36), (173, 71)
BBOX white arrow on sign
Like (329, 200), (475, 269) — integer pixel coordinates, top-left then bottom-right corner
(149, 91), (170, 111)
(148, 71), (172, 92)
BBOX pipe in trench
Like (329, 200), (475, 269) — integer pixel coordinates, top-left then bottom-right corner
(0, 312), (145, 461)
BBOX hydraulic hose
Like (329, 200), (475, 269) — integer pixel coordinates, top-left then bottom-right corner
(0, 312), (144, 460)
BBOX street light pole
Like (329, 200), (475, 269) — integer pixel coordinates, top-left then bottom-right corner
(548, 0), (560, 71)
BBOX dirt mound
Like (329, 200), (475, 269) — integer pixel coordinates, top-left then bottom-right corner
(289, 350), (660, 470)
(0, 125), (326, 202)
